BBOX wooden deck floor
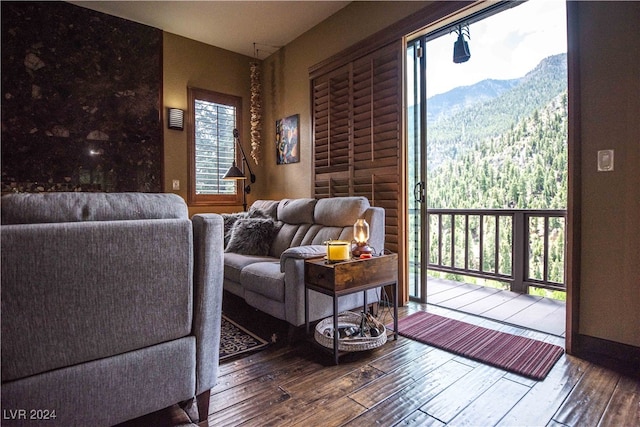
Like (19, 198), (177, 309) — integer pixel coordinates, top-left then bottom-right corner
(201, 300), (639, 427)
(426, 277), (566, 337)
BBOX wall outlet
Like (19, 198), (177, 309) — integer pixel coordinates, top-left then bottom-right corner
(172, 179), (180, 190)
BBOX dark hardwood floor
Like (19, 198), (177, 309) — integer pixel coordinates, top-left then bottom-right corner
(202, 299), (639, 427)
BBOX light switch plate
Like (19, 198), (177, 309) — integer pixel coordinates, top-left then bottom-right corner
(597, 149), (614, 172)
(172, 179), (180, 190)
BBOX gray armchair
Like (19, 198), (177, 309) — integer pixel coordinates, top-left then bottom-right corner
(1, 192), (224, 426)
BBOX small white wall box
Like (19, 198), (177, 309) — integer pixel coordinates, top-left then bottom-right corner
(597, 149), (614, 172)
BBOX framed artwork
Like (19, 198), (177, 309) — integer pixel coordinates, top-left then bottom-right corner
(275, 114), (300, 164)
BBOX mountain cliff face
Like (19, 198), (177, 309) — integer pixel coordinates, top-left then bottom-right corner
(425, 54), (567, 168)
(424, 53), (568, 210)
(427, 78), (520, 124)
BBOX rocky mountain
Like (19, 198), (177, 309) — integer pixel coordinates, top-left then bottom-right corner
(427, 78), (519, 124)
(425, 53), (568, 172)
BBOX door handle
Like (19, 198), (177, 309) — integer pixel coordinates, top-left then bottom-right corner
(414, 181), (425, 203)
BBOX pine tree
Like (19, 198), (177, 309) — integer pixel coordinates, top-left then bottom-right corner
(423, 54), (568, 300)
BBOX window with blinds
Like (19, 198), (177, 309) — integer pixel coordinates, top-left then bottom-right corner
(188, 87), (242, 206)
(194, 100), (235, 195)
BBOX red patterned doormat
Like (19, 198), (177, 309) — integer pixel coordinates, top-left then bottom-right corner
(394, 311), (564, 380)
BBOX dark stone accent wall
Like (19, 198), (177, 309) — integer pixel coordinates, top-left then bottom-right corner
(1, 1), (162, 193)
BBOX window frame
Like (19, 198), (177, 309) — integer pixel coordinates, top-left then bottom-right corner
(187, 87), (243, 207)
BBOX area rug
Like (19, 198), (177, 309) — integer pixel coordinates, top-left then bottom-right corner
(393, 311), (564, 380)
(219, 315), (269, 361)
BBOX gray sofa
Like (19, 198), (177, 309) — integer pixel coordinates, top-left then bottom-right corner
(1, 192), (224, 426)
(223, 196), (385, 329)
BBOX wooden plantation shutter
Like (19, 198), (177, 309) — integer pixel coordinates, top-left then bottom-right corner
(313, 66), (351, 178)
(311, 42), (406, 302)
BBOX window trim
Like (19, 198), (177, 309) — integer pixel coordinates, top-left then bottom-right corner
(187, 87), (243, 207)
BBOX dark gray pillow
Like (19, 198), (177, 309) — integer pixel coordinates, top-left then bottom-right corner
(247, 208), (269, 219)
(222, 212), (247, 247)
(225, 218), (278, 256)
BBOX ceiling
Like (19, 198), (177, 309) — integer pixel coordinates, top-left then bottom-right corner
(68, 1), (351, 59)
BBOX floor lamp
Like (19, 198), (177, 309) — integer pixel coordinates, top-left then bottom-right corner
(222, 129), (256, 211)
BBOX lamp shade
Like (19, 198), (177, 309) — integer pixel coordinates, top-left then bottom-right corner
(222, 162), (246, 180)
(353, 218), (370, 244)
(352, 218), (372, 257)
(453, 34), (471, 63)
(167, 108), (184, 130)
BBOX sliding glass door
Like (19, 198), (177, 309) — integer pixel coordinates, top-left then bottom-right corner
(406, 0), (568, 304)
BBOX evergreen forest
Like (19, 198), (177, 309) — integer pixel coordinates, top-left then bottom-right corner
(419, 53), (568, 300)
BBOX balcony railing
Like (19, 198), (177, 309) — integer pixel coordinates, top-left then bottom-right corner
(417, 208), (566, 294)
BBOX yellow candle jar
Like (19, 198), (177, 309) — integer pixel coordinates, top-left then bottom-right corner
(326, 240), (351, 262)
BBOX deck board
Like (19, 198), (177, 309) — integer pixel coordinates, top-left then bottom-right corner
(434, 285), (503, 310)
(479, 293), (542, 320)
(426, 282), (482, 305)
(426, 277), (565, 336)
(505, 297), (565, 329)
(451, 288), (522, 315)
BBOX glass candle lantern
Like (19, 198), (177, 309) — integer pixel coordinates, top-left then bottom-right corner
(352, 218), (372, 257)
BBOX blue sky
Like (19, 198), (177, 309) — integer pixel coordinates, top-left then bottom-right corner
(426, 0), (567, 97)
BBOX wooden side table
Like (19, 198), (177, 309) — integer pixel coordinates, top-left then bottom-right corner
(304, 253), (399, 364)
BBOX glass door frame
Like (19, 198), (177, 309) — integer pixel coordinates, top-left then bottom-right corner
(407, 37), (428, 303)
(404, 1), (532, 304)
